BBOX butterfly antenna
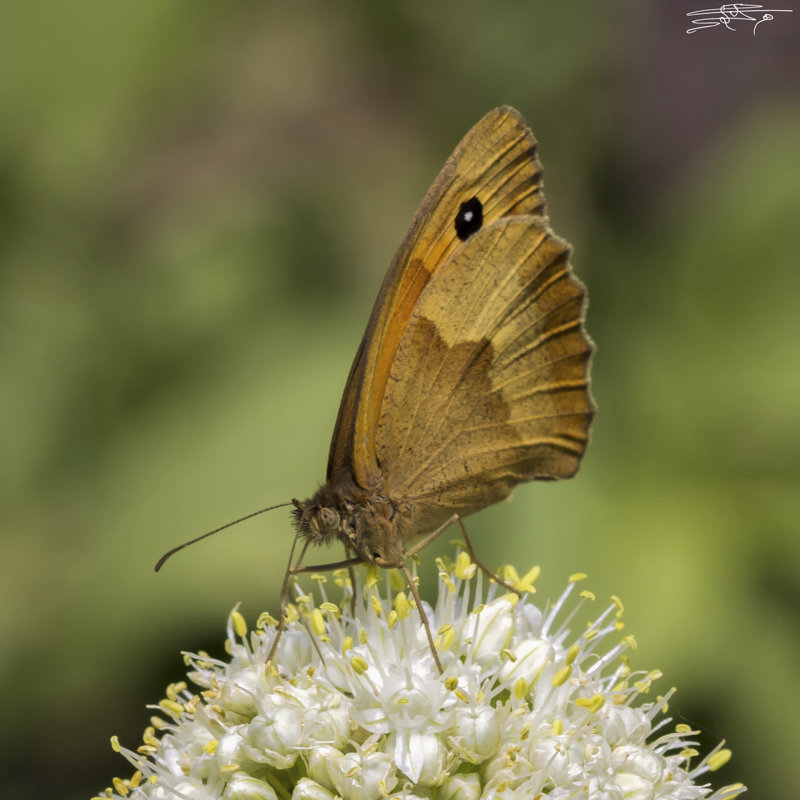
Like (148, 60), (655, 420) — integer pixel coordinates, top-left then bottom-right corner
(155, 502), (294, 572)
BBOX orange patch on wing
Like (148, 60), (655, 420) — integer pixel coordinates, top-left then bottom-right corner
(366, 257), (433, 440)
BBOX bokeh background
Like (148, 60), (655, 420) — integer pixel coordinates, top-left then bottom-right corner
(1, 2), (798, 798)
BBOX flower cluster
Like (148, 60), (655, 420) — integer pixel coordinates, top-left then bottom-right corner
(97, 552), (744, 800)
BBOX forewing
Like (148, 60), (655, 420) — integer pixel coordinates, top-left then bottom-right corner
(326, 107), (545, 487)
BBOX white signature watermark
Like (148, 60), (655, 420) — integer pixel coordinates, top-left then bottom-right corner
(686, 3), (793, 34)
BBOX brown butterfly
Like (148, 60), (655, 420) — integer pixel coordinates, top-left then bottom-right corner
(158, 106), (594, 672)
(290, 106), (594, 662)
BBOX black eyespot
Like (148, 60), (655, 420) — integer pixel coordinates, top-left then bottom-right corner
(454, 196), (483, 241)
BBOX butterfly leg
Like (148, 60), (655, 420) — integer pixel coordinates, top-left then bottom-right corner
(266, 535), (310, 666)
(289, 555), (364, 573)
(402, 513), (521, 595)
(456, 517), (521, 597)
(289, 553), (363, 623)
(397, 559), (444, 675)
(403, 513), (460, 557)
(344, 544), (358, 617)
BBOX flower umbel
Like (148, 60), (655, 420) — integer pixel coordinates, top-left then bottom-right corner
(98, 552), (745, 800)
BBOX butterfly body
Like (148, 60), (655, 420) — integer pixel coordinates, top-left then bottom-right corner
(293, 106), (594, 570)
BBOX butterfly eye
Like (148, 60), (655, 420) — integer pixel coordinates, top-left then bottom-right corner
(315, 507), (339, 533)
(454, 196), (483, 241)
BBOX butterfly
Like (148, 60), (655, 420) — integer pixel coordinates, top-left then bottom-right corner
(288, 106), (594, 665)
(157, 106), (594, 673)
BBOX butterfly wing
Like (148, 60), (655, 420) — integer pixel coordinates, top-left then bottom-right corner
(377, 215), (594, 538)
(327, 107), (547, 488)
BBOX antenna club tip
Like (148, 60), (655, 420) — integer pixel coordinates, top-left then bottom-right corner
(154, 550), (177, 572)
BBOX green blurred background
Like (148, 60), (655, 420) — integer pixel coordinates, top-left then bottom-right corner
(1, 2), (797, 798)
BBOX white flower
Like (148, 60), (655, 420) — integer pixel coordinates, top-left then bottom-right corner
(96, 551), (745, 800)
